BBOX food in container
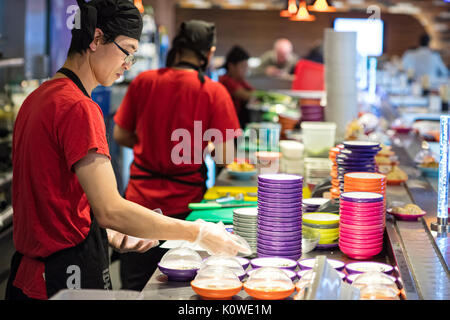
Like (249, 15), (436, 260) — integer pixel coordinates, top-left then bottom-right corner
(250, 257), (298, 270)
(247, 268), (297, 282)
(157, 247), (202, 281)
(243, 267), (295, 300)
(190, 265), (243, 299)
(345, 262), (394, 274)
(350, 271), (400, 300)
(386, 166), (408, 183)
(200, 255), (246, 281)
(298, 258), (345, 271)
(387, 203), (426, 221)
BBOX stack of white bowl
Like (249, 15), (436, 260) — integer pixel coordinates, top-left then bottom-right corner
(233, 207), (258, 256)
(304, 157), (332, 187)
(279, 140), (304, 175)
(323, 28), (358, 141)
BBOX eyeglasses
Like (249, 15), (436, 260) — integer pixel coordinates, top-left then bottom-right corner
(113, 41), (136, 66)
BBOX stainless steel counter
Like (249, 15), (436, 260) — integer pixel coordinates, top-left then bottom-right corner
(141, 139), (449, 299)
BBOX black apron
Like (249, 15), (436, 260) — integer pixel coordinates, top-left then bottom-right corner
(129, 61), (208, 191)
(6, 68), (112, 300)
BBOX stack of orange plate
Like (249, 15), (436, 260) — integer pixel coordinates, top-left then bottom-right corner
(343, 172), (387, 227)
(329, 145), (344, 199)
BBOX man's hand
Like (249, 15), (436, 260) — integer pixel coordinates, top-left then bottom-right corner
(107, 229), (159, 253)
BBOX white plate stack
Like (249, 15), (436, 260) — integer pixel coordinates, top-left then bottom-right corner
(324, 29), (358, 141)
(233, 207), (258, 256)
(279, 140), (304, 175)
(304, 157), (332, 186)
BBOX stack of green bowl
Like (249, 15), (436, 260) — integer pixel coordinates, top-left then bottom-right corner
(302, 212), (340, 248)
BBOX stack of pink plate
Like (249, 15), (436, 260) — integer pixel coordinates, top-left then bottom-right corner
(339, 192), (384, 260)
(257, 174), (303, 261)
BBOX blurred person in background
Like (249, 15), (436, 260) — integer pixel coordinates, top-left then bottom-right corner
(113, 20), (242, 291)
(219, 45), (254, 128)
(253, 38), (299, 78)
(402, 34), (448, 81)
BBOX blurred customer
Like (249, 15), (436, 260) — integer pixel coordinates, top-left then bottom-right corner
(402, 34), (448, 80)
(254, 38), (299, 77)
(219, 45), (254, 128)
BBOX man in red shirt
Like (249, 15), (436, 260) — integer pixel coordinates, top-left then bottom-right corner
(113, 20), (242, 291)
(6, 1), (247, 300)
(219, 45), (254, 128)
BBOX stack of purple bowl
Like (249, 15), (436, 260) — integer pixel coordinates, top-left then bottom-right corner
(336, 141), (381, 194)
(257, 174), (303, 261)
(300, 105), (324, 122)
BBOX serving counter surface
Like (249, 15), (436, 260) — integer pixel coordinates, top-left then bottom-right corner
(141, 137), (450, 300)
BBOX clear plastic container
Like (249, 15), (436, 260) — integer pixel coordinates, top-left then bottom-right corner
(244, 267), (295, 300)
(159, 247), (202, 270)
(301, 122), (337, 158)
(302, 227), (320, 254)
(191, 265), (242, 289)
(200, 255), (246, 280)
(351, 271), (400, 300)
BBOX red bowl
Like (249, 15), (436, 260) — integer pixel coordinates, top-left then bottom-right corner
(339, 206), (385, 214)
(339, 238), (383, 249)
(391, 126), (412, 134)
(340, 200), (384, 208)
(339, 216), (384, 226)
(339, 221), (384, 234)
(339, 244), (383, 260)
(339, 235), (384, 246)
(340, 231), (383, 240)
(340, 201), (385, 208)
(339, 208), (384, 217)
(339, 231), (384, 241)
(339, 226), (384, 238)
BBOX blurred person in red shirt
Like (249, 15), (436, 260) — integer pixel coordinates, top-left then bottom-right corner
(219, 45), (254, 128)
(113, 20), (242, 291)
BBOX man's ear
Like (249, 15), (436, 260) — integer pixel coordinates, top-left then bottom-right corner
(89, 28), (104, 52)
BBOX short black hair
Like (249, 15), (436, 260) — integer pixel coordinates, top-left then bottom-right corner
(419, 34), (430, 47)
(224, 45), (250, 69)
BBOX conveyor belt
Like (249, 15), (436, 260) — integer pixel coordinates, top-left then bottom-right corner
(388, 140), (450, 299)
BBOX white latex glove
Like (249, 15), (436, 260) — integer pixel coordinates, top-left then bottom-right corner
(192, 220), (252, 256)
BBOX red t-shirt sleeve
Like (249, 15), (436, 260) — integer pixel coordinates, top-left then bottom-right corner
(208, 83), (242, 141)
(57, 100), (111, 171)
(114, 77), (139, 132)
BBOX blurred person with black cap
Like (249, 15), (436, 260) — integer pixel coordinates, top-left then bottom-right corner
(219, 45), (254, 128)
(113, 20), (241, 291)
(6, 2), (247, 300)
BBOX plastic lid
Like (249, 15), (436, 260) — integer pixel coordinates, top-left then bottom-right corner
(295, 269), (315, 292)
(159, 247), (202, 270)
(200, 255), (246, 278)
(351, 271), (398, 294)
(192, 265), (242, 289)
(245, 267), (294, 291)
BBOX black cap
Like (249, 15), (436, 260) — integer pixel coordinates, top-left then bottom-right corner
(172, 20), (216, 54)
(224, 45), (250, 69)
(73, 0), (143, 49)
